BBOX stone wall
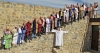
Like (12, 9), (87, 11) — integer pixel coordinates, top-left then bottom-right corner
(0, 2), (59, 37)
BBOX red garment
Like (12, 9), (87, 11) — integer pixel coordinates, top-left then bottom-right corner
(85, 7), (88, 11)
(26, 22), (31, 36)
(40, 19), (43, 24)
(38, 24), (42, 33)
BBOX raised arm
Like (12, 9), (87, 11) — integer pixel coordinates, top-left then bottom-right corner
(51, 29), (56, 32)
(63, 31), (68, 33)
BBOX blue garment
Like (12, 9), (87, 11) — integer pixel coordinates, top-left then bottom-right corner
(69, 11), (72, 16)
(21, 26), (26, 40)
(22, 30), (26, 40)
(72, 7), (75, 12)
(32, 33), (36, 38)
(17, 33), (22, 44)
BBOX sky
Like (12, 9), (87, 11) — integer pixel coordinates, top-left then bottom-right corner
(1, 0), (100, 13)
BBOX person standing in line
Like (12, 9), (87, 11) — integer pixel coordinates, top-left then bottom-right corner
(32, 18), (37, 38)
(50, 14), (55, 30)
(17, 25), (22, 45)
(71, 4), (76, 22)
(56, 12), (60, 28)
(4, 28), (12, 49)
(59, 8), (63, 26)
(21, 23), (26, 43)
(83, 3), (86, 19)
(80, 5), (84, 19)
(77, 3), (80, 21)
(37, 17), (43, 37)
(66, 6), (69, 23)
(75, 5), (78, 20)
(69, 6), (73, 24)
(94, 2), (98, 18)
(63, 8), (67, 24)
(12, 27), (18, 47)
(46, 16), (51, 33)
(89, 4), (94, 18)
(25, 20), (31, 43)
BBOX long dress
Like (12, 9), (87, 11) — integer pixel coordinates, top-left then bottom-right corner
(51, 29), (68, 46)
(46, 18), (50, 32)
(4, 34), (12, 49)
(12, 28), (18, 44)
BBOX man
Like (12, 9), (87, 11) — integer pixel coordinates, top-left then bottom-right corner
(51, 27), (68, 49)
(32, 18), (37, 38)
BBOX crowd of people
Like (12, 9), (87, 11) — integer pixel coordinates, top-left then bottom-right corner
(1, 2), (98, 49)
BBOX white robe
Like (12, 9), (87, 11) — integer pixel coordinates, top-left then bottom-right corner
(51, 29), (68, 46)
(75, 8), (78, 19)
(12, 28), (18, 44)
(66, 8), (69, 21)
(46, 18), (50, 32)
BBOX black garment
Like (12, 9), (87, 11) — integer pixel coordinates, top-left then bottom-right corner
(32, 20), (36, 34)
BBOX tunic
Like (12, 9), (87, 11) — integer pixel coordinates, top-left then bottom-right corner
(4, 34), (12, 49)
(51, 29), (68, 46)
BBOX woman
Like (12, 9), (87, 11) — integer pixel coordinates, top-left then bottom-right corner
(4, 28), (12, 49)
(12, 27), (18, 46)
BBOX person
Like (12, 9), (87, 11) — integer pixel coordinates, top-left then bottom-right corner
(89, 4), (94, 18)
(71, 5), (76, 21)
(42, 17), (46, 34)
(94, 2), (98, 18)
(56, 12), (60, 27)
(66, 6), (69, 23)
(51, 27), (68, 49)
(85, 4), (88, 18)
(17, 25), (22, 45)
(80, 5), (84, 19)
(4, 28), (12, 49)
(46, 16), (51, 33)
(25, 20), (31, 42)
(69, 6), (73, 24)
(32, 18), (37, 38)
(77, 3), (80, 21)
(63, 8), (67, 24)
(83, 3), (86, 19)
(75, 5), (78, 20)
(12, 27), (18, 46)
(50, 14), (55, 30)
(21, 23), (26, 43)
(59, 8), (63, 26)
(37, 17), (43, 37)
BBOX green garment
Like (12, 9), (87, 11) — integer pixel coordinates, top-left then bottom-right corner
(4, 34), (12, 49)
